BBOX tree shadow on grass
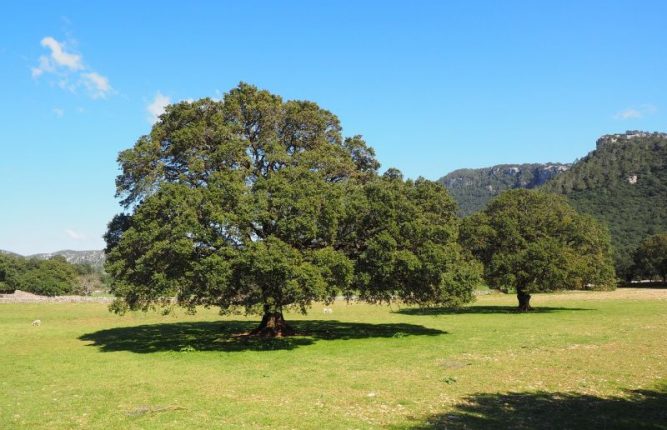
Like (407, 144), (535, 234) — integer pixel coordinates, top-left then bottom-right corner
(396, 306), (593, 316)
(79, 320), (446, 353)
(404, 386), (667, 430)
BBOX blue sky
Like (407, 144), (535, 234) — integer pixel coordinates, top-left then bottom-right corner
(1, 1), (666, 254)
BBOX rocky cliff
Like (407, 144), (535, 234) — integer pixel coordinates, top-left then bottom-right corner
(437, 163), (571, 215)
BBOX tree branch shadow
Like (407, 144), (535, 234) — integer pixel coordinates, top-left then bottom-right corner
(396, 306), (593, 316)
(79, 320), (446, 353)
(403, 386), (667, 429)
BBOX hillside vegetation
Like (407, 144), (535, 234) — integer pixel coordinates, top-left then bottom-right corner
(437, 163), (570, 215)
(544, 131), (667, 276)
(0, 249), (105, 269)
(28, 250), (106, 269)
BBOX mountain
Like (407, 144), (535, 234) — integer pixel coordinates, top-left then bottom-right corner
(543, 131), (667, 276)
(437, 163), (571, 215)
(0, 249), (105, 269)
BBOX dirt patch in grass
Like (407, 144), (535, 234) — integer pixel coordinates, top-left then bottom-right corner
(0, 290), (113, 304)
(541, 288), (667, 302)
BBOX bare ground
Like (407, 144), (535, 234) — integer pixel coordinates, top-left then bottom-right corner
(0, 290), (113, 304)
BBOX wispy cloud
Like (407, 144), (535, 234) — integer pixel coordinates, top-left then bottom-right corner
(32, 36), (113, 99)
(65, 229), (86, 240)
(32, 55), (54, 78)
(52, 107), (64, 118)
(147, 92), (171, 124)
(614, 104), (657, 120)
(81, 72), (111, 99)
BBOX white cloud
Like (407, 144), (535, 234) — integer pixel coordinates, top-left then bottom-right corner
(40, 37), (83, 70)
(147, 92), (171, 124)
(615, 108), (641, 120)
(65, 229), (86, 240)
(614, 104), (657, 120)
(81, 72), (112, 99)
(53, 107), (64, 117)
(31, 35), (112, 100)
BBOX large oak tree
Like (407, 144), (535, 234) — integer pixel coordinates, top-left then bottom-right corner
(460, 189), (616, 310)
(105, 83), (481, 335)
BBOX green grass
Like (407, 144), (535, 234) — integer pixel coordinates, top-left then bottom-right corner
(1, 289), (666, 429)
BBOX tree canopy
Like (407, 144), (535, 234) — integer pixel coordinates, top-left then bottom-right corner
(633, 233), (667, 282)
(105, 83), (481, 335)
(460, 189), (616, 310)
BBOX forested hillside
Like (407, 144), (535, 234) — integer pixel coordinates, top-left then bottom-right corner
(437, 163), (570, 215)
(1, 249), (106, 269)
(544, 131), (667, 276)
(28, 249), (105, 269)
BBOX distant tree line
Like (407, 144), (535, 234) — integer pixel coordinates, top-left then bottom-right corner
(0, 254), (106, 296)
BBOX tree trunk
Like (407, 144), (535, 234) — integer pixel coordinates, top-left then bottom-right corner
(517, 290), (532, 311)
(250, 305), (294, 337)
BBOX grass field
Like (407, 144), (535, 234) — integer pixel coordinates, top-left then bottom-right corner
(1, 289), (666, 429)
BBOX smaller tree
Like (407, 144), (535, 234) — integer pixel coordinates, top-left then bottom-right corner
(633, 233), (667, 281)
(460, 189), (616, 310)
